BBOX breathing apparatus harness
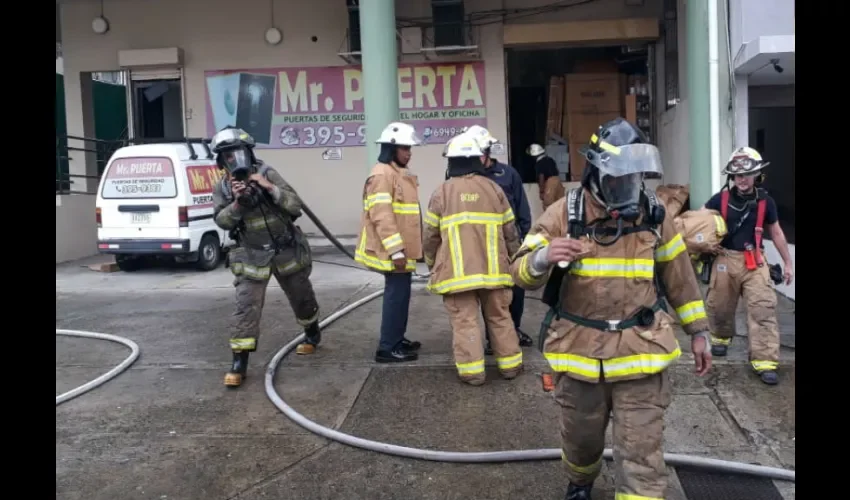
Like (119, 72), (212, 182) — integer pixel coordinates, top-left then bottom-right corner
(535, 186), (668, 349)
(219, 162), (299, 256)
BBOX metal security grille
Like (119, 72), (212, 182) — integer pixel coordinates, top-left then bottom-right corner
(676, 468), (785, 500)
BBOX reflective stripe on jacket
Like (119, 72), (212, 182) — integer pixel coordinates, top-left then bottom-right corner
(423, 174), (521, 294)
(509, 190), (710, 383)
(355, 162), (423, 272)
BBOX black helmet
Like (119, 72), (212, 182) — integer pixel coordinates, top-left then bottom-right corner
(579, 117), (664, 221)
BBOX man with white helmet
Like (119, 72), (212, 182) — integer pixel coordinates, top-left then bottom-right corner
(703, 146), (794, 385)
(527, 143), (565, 210)
(422, 130), (523, 386)
(465, 125), (534, 351)
(355, 122), (424, 363)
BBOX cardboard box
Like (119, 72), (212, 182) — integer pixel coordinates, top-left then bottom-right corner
(546, 76), (565, 138)
(565, 110), (621, 144)
(569, 142), (588, 181)
(564, 73), (625, 114)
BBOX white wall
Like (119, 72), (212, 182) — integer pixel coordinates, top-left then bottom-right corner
(729, 0), (795, 51)
(56, 194), (98, 263)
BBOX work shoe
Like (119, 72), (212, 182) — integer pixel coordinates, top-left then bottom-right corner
(375, 349), (418, 363)
(296, 322), (322, 355)
(565, 483), (593, 500)
(461, 377), (486, 386)
(711, 344), (728, 357)
(517, 328), (534, 347)
(224, 351), (250, 387)
(759, 370), (779, 385)
(400, 338), (421, 351)
(484, 339), (493, 356)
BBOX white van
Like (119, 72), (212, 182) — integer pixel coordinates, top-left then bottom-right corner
(95, 140), (233, 272)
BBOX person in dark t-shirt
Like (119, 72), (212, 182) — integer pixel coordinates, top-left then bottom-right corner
(703, 147), (793, 386)
(526, 143), (565, 210)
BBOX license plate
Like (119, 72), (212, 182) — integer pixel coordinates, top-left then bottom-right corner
(131, 213), (152, 224)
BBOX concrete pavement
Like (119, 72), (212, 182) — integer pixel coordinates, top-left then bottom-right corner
(56, 254), (795, 500)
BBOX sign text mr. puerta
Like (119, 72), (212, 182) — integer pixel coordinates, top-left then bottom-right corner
(278, 64), (484, 118)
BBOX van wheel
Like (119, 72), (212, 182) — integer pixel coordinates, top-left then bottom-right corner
(116, 255), (143, 272)
(197, 234), (221, 271)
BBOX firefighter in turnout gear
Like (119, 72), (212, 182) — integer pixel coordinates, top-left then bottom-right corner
(704, 147), (793, 385)
(510, 118), (712, 500)
(355, 122), (424, 363)
(211, 127), (321, 388)
(423, 130), (523, 386)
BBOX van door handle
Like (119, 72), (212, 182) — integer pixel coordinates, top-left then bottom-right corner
(118, 205), (160, 213)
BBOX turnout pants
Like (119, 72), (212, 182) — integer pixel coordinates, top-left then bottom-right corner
(230, 264), (320, 352)
(542, 176), (566, 211)
(706, 250), (780, 372)
(555, 372), (671, 499)
(443, 288), (522, 384)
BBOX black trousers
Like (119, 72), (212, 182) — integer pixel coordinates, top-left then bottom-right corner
(378, 272), (412, 351)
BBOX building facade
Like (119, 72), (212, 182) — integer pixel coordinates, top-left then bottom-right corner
(57, 0), (792, 283)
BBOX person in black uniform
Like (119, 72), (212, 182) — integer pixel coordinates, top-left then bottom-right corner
(463, 126), (534, 352)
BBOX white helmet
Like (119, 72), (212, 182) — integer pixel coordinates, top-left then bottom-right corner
(464, 125), (498, 151)
(443, 132), (485, 158)
(722, 146), (770, 175)
(526, 143), (545, 156)
(375, 122), (422, 146)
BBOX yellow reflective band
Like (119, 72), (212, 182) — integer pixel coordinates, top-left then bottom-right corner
(230, 262), (271, 280)
(440, 210), (514, 227)
(655, 233), (687, 262)
(381, 232), (403, 250)
(615, 493), (664, 500)
(447, 225), (465, 277)
(570, 258), (654, 279)
(751, 360), (779, 372)
(296, 310), (320, 326)
(601, 347), (682, 378)
(486, 223), (499, 276)
(676, 300), (707, 325)
(517, 253), (545, 286)
(589, 134), (622, 155)
(561, 451), (603, 476)
(423, 211), (440, 228)
(496, 352), (523, 370)
(520, 233), (549, 252)
(714, 214), (728, 235)
(392, 202), (420, 215)
(354, 250), (417, 272)
(364, 192), (392, 211)
(424, 254), (435, 267)
(544, 353), (602, 378)
(426, 273), (514, 294)
(230, 338), (257, 351)
(710, 335), (731, 346)
(456, 359), (485, 375)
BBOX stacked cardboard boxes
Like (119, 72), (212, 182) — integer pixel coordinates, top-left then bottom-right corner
(561, 73), (625, 181)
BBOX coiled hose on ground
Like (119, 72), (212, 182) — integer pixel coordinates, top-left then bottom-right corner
(264, 205), (795, 482)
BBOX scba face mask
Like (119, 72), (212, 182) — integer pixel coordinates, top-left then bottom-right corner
(599, 172), (643, 222)
(221, 148), (254, 181)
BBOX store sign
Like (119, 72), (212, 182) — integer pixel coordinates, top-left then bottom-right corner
(185, 164), (224, 206)
(204, 62), (487, 149)
(101, 157), (177, 199)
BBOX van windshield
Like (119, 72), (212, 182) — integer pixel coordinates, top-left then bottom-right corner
(101, 156), (178, 199)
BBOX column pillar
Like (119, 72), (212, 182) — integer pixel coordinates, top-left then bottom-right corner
(358, 0), (399, 166)
(686, 0), (712, 208)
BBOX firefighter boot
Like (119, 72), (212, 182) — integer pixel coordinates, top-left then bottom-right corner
(565, 483), (593, 500)
(517, 328), (534, 347)
(224, 351), (250, 387)
(296, 321), (322, 355)
(711, 345), (728, 357)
